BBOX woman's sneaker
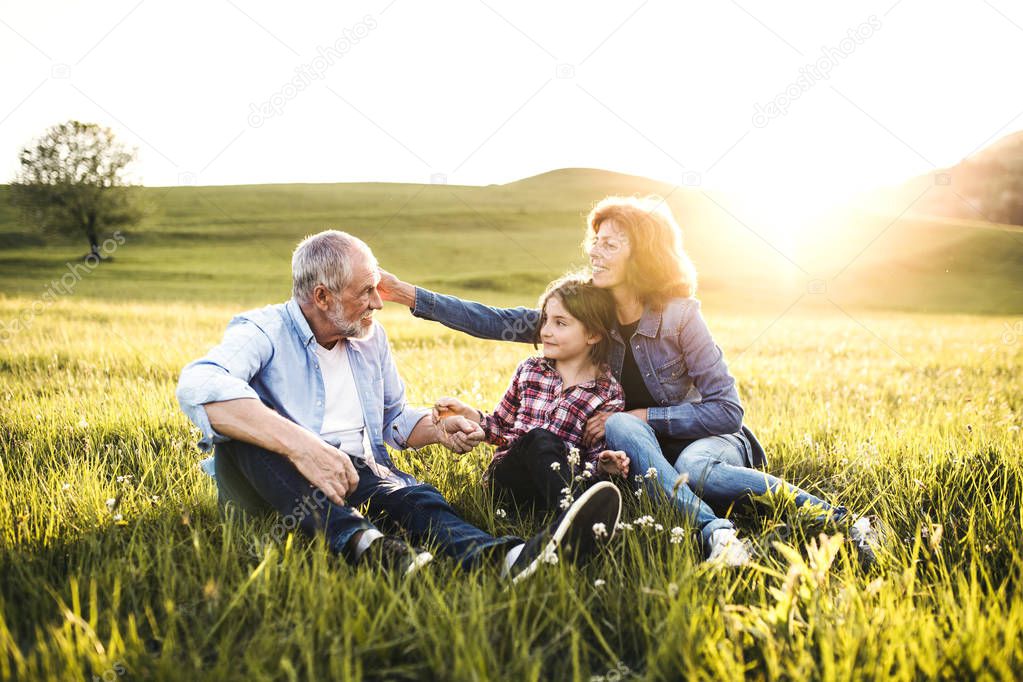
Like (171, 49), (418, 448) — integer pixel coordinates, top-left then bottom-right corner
(358, 536), (433, 576)
(706, 528), (751, 567)
(503, 481), (622, 583)
(849, 516), (882, 567)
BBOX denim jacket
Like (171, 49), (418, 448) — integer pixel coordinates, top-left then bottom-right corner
(176, 298), (429, 485)
(411, 288), (750, 444)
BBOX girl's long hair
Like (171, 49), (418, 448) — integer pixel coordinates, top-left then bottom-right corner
(536, 272), (617, 368)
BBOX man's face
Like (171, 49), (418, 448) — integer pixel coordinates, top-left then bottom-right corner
(327, 251), (383, 339)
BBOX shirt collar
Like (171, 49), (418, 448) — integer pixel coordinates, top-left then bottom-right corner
(635, 306), (662, 338)
(285, 298), (317, 348)
(537, 356), (613, 391)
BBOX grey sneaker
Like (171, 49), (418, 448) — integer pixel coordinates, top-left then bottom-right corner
(849, 516), (881, 567)
(706, 528), (752, 567)
(359, 536), (433, 576)
(504, 481), (622, 583)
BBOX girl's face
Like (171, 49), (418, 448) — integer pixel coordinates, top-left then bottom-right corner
(539, 294), (600, 363)
(588, 219), (631, 290)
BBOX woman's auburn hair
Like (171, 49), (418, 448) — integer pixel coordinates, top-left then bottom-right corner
(584, 195), (698, 307)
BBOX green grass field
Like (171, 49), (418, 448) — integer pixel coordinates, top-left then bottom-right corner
(1, 174), (1022, 680)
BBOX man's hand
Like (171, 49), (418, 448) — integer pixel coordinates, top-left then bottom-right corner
(597, 449), (630, 477)
(432, 396), (479, 424)
(583, 411), (614, 448)
(437, 415), (484, 454)
(287, 443), (360, 506)
(377, 269), (416, 308)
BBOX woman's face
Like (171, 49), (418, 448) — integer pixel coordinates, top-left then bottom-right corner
(588, 219), (631, 290)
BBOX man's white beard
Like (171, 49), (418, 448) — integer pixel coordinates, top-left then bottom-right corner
(328, 304), (373, 340)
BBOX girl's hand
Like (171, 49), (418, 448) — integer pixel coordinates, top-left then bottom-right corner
(432, 397), (478, 425)
(597, 450), (630, 477)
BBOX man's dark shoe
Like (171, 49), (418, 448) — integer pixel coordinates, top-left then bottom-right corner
(358, 536), (433, 576)
(504, 481), (622, 583)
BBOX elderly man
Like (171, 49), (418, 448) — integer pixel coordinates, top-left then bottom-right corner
(176, 230), (621, 578)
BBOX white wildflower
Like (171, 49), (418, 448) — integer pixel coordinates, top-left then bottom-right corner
(670, 527), (686, 544)
(105, 498), (117, 511)
(550, 462), (561, 471)
(582, 470), (592, 479)
(584, 462), (595, 472)
(495, 508), (507, 519)
(633, 488), (643, 498)
(615, 522), (633, 531)
(77, 418), (89, 429)
(592, 522), (608, 539)
(542, 546), (559, 564)
(566, 447), (581, 467)
(61, 483), (71, 492)
(594, 579), (606, 587)
(654, 523), (664, 532)
(635, 515), (655, 528)
(112, 513), (123, 522)
(644, 467), (658, 480)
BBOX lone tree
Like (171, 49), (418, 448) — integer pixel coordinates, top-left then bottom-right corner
(10, 120), (145, 260)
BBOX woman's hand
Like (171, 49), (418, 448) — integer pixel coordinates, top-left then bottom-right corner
(432, 397), (479, 425)
(596, 450), (630, 477)
(583, 411), (613, 448)
(377, 269), (417, 308)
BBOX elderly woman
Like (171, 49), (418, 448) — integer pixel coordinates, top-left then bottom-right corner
(380, 196), (878, 566)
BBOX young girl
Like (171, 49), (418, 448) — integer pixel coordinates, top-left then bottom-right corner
(434, 274), (631, 513)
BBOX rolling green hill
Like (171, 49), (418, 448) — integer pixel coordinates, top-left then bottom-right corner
(0, 168), (1020, 313)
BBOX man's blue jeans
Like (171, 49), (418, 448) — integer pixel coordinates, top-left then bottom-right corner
(604, 413), (847, 546)
(214, 439), (520, 568)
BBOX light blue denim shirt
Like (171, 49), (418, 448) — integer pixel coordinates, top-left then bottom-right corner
(176, 298), (429, 484)
(411, 288), (744, 440)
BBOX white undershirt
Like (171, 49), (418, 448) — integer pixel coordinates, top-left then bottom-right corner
(313, 340), (368, 457)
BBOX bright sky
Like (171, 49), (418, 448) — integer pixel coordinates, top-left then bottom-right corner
(1, 0), (1021, 215)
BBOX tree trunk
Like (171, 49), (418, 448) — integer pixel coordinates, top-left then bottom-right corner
(85, 214), (101, 262)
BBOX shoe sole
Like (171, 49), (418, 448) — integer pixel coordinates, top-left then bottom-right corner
(511, 481), (622, 584)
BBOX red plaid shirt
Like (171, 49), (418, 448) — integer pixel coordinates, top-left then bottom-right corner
(481, 356), (625, 467)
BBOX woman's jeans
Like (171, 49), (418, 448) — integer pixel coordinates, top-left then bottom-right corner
(604, 413), (846, 546)
(214, 439), (519, 568)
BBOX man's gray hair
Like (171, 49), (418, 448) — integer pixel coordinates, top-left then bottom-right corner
(291, 230), (376, 303)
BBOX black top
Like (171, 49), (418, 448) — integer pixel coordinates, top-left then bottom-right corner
(617, 320), (658, 411)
